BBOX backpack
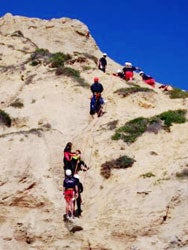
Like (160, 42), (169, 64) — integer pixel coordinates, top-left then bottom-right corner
(64, 177), (76, 189)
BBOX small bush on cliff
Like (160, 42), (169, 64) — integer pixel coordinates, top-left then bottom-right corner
(55, 67), (89, 87)
(31, 48), (50, 60)
(114, 85), (153, 97)
(168, 88), (188, 99)
(101, 155), (135, 179)
(112, 109), (187, 144)
(0, 110), (11, 127)
(10, 99), (24, 108)
(158, 109), (187, 127)
(50, 52), (72, 68)
(112, 117), (148, 143)
(140, 172), (155, 178)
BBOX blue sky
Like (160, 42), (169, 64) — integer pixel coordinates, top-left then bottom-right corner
(1, 0), (188, 90)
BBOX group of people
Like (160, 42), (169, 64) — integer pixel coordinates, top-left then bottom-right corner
(97, 53), (175, 91)
(113, 62), (156, 88)
(98, 52), (156, 88)
(63, 76), (106, 219)
(63, 142), (89, 220)
(62, 53), (175, 220)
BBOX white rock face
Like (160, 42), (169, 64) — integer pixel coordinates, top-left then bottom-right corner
(0, 13), (188, 250)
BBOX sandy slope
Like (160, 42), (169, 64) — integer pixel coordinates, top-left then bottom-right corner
(0, 13), (188, 250)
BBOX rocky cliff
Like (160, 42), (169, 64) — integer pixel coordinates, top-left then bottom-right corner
(0, 13), (188, 250)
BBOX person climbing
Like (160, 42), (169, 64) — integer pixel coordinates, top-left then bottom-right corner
(71, 150), (89, 175)
(73, 174), (83, 217)
(113, 69), (125, 79)
(159, 84), (173, 91)
(90, 77), (104, 95)
(63, 169), (78, 220)
(122, 62), (140, 81)
(98, 53), (107, 73)
(139, 71), (155, 88)
(90, 92), (105, 117)
(63, 142), (76, 173)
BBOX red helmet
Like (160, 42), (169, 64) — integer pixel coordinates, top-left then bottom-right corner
(94, 77), (99, 82)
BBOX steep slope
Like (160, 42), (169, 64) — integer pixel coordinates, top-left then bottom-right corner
(0, 14), (188, 250)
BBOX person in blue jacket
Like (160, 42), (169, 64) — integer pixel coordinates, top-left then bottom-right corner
(90, 93), (104, 117)
(90, 77), (104, 95)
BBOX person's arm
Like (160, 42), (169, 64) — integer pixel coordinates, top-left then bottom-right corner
(79, 182), (83, 193)
(100, 84), (104, 92)
(75, 184), (78, 197)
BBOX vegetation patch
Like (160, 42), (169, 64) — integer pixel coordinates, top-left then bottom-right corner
(30, 49), (71, 67)
(0, 110), (11, 127)
(168, 88), (188, 99)
(55, 67), (89, 87)
(112, 109), (187, 144)
(82, 66), (92, 71)
(101, 155), (135, 179)
(29, 48), (89, 87)
(157, 109), (187, 127)
(30, 48), (51, 66)
(10, 98), (24, 108)
(112, 117), (148, 143)
(114, 85), (154, 97)
(176, 168), (188, 179)
(50, 52), (72, 68)
(140, 172), (155, 178)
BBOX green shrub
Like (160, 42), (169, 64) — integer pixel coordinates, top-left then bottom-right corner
(50, 52), (71, 68)
(158, 109), (186, 127)
(112, 110), (187, 144)
(112, 117), (148, 143)
(101, 155), (135, 179)
(140, 172), (155, 178)
(0, 110), (11, 127)
(114, 85), (153, 97)
(56, 67), (89, 87)
(168, 88), (188, 99)
(113, 155), (136, 169)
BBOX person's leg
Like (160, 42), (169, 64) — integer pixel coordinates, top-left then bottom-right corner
(125, 71), (133, 81)
(76, 195), (82, 216)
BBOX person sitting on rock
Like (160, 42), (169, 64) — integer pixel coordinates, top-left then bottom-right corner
(122, 62), (140, 81)
(71, 150), (89, 175)
(159, 84), (173, 91)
